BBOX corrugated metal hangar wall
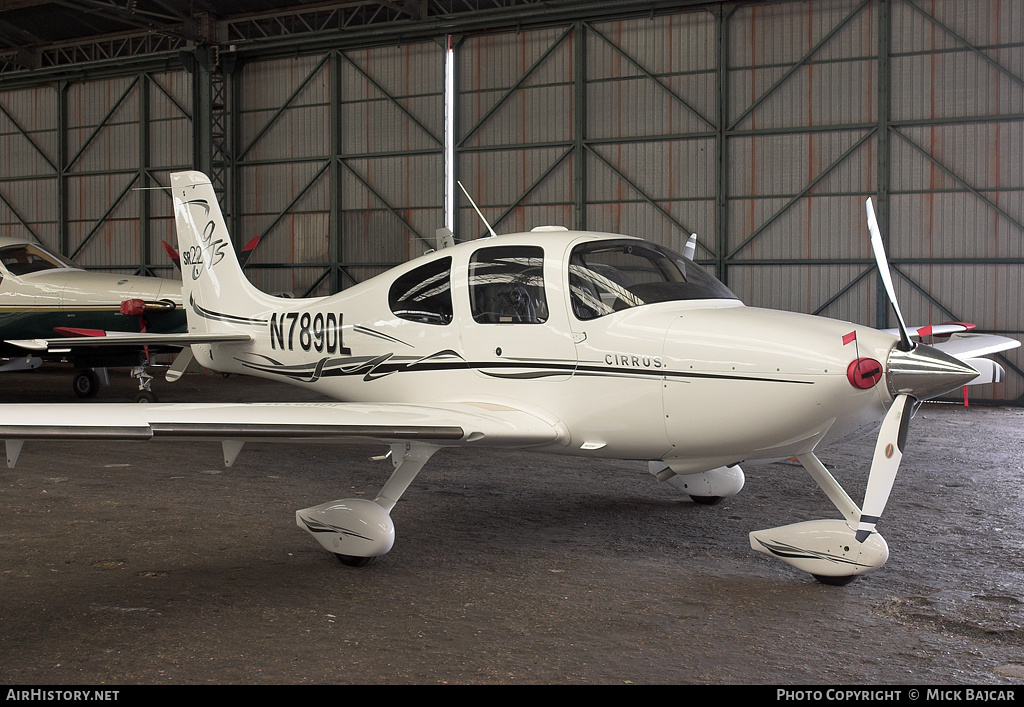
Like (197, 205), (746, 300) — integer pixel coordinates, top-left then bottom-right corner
(0, 0), (1021, 403)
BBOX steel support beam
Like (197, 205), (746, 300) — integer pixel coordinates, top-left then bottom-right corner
(185, 46), (232, 207)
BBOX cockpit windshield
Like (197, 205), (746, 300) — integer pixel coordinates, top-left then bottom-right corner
(0, 243), (78, 275)
(568, 239), (738, 320)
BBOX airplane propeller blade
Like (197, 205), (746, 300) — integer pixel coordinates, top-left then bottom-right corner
(866, 198), (913, 351)
(856, 393), (914, 542)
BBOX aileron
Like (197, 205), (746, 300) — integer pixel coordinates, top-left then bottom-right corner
(0, 401), (559, 452)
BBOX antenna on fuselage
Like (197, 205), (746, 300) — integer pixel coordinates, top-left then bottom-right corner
(457, 181), (497, 238)
(683, 233), (697, 260)
(435, 227), (455, 250)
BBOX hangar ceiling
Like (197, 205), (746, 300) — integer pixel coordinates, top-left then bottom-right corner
(0, 0), (1021, 404)
(0, 0), (672, 74)
(0, 0), (564, 42)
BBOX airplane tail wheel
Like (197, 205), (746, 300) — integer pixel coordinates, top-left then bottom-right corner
(813, 574), (858, 587)
(73, 370), (99, 398)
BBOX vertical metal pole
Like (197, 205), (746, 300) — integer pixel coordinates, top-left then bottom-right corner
(876, 0), (892, 329)
(451, 34), (464, 239)
(574, 20), (586, 231)
(57, 81), (68, 257)
(228, 57), (241, 243)
(330, 48), (341, 293)
(715, 5), (730, 284)
(443, 35), (456, 234)
(192, 50), (212, 179)
(139, 73), (151, 276)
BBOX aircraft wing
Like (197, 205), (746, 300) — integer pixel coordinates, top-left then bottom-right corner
(879, 321), (1021, 358)
(7, 331), (253, 352)
(876, 324), (1019, 386)
(927, 332), (1021, 360)
(0, 400), (564, 468)
(928, 333), (1021, 386)
(880, 322), (976, 339)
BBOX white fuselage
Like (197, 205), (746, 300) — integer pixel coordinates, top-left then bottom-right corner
(185, 230), (898, 472)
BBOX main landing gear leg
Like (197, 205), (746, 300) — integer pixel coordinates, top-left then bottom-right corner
(748, 452), (889, 585)
(130, 364), (157, 403)
(295, 442), (440, 567)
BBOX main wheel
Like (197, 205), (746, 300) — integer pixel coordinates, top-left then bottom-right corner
(689, 495), (723, 506)
(335, 554), (376, 568)
(813, 574), (857, 586)
(72, 370), (99, 398)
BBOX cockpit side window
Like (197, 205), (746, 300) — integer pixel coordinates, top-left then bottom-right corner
(389, 256), (453, 325)
(0, 244), (76, 275)
(569, 240), (738, 320)
(469, 245), (549, 324)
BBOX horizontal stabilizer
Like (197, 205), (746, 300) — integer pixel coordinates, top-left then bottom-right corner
(54, 327), (108, 338)
(9, 332), (254, 352)
(161, 240), (181, 271)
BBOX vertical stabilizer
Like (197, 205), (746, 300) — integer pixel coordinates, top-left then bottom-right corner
(171, 171), (276, 336)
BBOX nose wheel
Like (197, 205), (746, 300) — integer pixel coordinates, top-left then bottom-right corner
(335, 554), (376, 567)
(813, 574), (858, 587)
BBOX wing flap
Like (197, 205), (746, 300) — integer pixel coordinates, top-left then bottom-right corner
(0, 401), (563, 465)
(9, 332), (254, 352)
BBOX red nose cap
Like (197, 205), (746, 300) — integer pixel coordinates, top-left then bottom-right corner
(847, 357), (883, 389)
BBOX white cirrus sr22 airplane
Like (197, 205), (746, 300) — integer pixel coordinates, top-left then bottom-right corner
(1, 170), (1018, 585)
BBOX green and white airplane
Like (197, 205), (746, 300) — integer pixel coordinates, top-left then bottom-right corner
(0, 237), (185, 400)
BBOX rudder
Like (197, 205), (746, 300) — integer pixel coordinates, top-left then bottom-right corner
(171, 171), (276, 335)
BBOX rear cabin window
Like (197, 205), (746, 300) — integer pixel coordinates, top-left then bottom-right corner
(388, 257), (453, 325)
(469, 246), (549, 324)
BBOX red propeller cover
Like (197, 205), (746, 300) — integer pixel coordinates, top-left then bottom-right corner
(847, 357), (883, 389)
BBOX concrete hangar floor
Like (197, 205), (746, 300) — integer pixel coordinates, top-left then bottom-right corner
(0, 364), (1022, 685)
